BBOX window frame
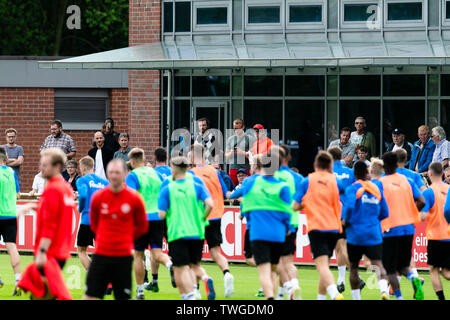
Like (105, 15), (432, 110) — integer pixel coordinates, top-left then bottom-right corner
(192, 1), (232, 32)
(340, 0), (382, 29)
(286, 0), (326, 30)
(54, 89), (110, 130)
(442, 0), (450, 27)
(384, 0), (426, 28)
(245, 0), (284, 31)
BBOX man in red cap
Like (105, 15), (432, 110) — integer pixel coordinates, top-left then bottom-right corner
(250, 124), (274, 156)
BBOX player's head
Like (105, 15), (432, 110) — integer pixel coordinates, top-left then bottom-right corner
(327, 146), (342, 161)
(314, 151), (333, 172)
(279, 144), (292, 164)
(394, 148), (407, 164)
(170, 156), (189, 176)
(40, 147), (67, 179)
(106, 159), (127, 188)
(353, 160), (369, 181)
(258, 146), (280, 175)
(190, 144), (206, 165)
(381, 151), (398, 175)
(128, 148), (145, 169)
(250, 154), (262, 175)
(369, 157), (384, 179)
(428, 161), (443, 180)
(154, 147), (167, 164)
(79, 156), (95, 176)
(0, 146), (7, 164)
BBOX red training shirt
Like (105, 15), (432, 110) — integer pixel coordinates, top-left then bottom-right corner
(89, 184), (148, 257)
(34, 175), (76, 261)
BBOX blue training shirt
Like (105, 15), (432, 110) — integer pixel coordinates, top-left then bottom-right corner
(154, 165), (172, 180)
(241, 175), (292, 243)
(342, 179), (389, 246)
(396, 167), (425, 190)
(76, 173), (109, 225)
(444, 189), (450, 224)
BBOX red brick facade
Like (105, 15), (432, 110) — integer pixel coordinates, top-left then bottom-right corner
(128, 0), (161, 162)
(0, 88), (129, 192)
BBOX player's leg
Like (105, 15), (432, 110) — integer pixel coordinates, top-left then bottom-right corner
(133, 250), (146, 299)
(347, 243), (362, 300)
(315, 255), (342, 300)
(207, 219), (234, 298)
(251, 240), (277, 300)
(83, 254), (110, 300)
(335, 237), (349, 293)
(111, 256), (133, 301)
(145, 253), (160, 292)
(430, 265), (444, 300)
(397, 235), (424, 300)
(382, 236), (403, 299)
(3, 218), (21, 296)
(76, 224), (94, 271)
(190, 240), (215, 300)
(77, 246), (91, 270)
(428, 240), (450, 300)
(256, 263), (274, 299)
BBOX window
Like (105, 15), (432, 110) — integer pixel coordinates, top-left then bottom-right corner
(289, 5), (322, 23)
(244, 76), (283, 96)
(447, 1), (450, 19)
(163, 2), (173, 33)
(162, 1), (191, 33)
(193, 2), (231, 31)
(192, 76), (230, 96)
(441, 75), (450, 96)
(54, 89), (109, 130)
(285, 75), (325, 96)
(383, 75), (425, 96)
(248, 6), (280, 23)
(340, 75), (380, 96)
(163, 76), (190, 97)
(197, 7), (228, 25)
(286, 0), (326, 29)
(344, 3), (379, 22)
(244, 100), (282, 141)
(384, 0), (425, 27)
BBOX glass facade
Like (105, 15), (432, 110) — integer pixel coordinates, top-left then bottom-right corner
(344, 3), (378, 22)
(248, 6), (280, 24)
(197, 7), (228, 25)
(387, 2), (422, 21)
(289, 5), (322, 23)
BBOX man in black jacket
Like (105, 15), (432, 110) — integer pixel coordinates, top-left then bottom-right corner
(88, 131), (114, 180)
(386, 128), (412, 167)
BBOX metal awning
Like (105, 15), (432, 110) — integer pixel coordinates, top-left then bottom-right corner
(38, 38), (450, 70)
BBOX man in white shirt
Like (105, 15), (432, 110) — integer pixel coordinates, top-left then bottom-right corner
(88, 132), (114, 181)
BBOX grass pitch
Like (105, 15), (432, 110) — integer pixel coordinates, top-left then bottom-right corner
(0, 252), (447, 300)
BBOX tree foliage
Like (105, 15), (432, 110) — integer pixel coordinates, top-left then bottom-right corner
(0, 0), (129, 56)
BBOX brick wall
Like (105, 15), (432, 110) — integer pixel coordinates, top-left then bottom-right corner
(0, 88), (129, 192)
(128, 0), (161, 163)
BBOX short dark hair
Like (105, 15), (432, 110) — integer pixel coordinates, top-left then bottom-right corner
(280, 144), (291, 160)
(0, 146), (6, 162)
(66, 159), (78, 169)
(382, 152), (398, 174)
(356, 145), (369, 153)
(155, 147), (167, 163)
(429, 161), (443, 176)
(197, 117), (210, 128)
(119, 132), (129, 140)
(52, 120), (63, 128)
(315, 151), (333, 170)
(353, 161), (369, 180)
(394, 148), (407, 164)
(341, 127), (352, 134)
(105, 117), (115, 127)
(327, 146), (342, 161)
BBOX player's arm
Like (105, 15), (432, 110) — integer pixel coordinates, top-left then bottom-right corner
(125, 172), (140, 190)
(196, 181), (213, 219)
(341, 187), (356, 226)
(158, 185), (170, 220)
(89, 193), (100, 234)
(13, 171), (20, 199)
(216, 169), (231, 199)
(292, 178), (308, 211)
(280, 186), (293, 234)
(445, 191), (450, 224)
(419, 189), (434, 221)
(76, 180), (87, 213)
(408, 178), (426, 211)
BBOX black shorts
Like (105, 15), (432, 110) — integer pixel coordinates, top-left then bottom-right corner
(134, 220), (164, 251)
(0, 218), (17, 243)
(427, 240), (450, 269)
(205, 219), (222, 249)
(77, 224), (95, 248)
(251, 240), (283, 266)
(337, 229), (346, 240)
(168, 239), (204, 267)
(281, 228), (298, 257)
(382, 235), (413, 274)
(244, 229), (252, 259)
(347, 243), (383, 265)
(308, 231), (339, 260)
(85, 254), (133, 300)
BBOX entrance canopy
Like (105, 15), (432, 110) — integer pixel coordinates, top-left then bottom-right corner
(39, 38), (450, 70)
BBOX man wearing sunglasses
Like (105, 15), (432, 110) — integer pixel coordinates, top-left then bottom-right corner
(350, 117), (376, 160)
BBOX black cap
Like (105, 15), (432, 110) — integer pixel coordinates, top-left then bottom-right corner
(392, 128), (404, 135)
(237, 168), (248, 175)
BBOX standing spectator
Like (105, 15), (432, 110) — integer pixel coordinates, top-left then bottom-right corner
(88, 132), (114, 181)
(193, 118), (219, 165)
(328, 127), (356, 167)
(444, 167), (450, 184)
(62, 160), (79, 192)
(250, 124), (274, 156)
(225, 118), (255, 186)
(431, 126), (450, 168)
(102, 118), (120, 152)
(113, 133), (132, 162)
(350, 116), (376, 159)
(40, 120), (76, 160)
(409, 125), (436, 174)
(386, 128), (412, 166)
(3, 128), (24, 189)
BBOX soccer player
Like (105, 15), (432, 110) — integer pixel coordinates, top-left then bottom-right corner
(83, 159), (148, 300)
(273, 145), (303, 300)
(125, 148), (175, 299)
(419, 162), (450, 301)
(190, 144), (234, 298)
(379, 151), (425, 300)
(34, 148), (76, 292)
(342, 161), (390, 300)
(293, 151), (345, 301)
(75, 156), (109, 270)
(240, 150), (291, 300)
(153, 147), (171, 179)
(158, 156), (215, 300)
(327, 146), (357, 293)
(0, 146), (22, 295)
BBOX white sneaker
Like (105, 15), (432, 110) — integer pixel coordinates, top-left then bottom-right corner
(194, 289), (202, 300)
(290, 285), (302, 300)
(224, 272), (234, 298)
(276, 288), (285, 300)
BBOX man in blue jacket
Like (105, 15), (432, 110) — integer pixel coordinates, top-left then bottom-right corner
(409, 125), (436, 174)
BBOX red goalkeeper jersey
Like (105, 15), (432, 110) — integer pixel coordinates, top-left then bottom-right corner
(89, 184), (148, 257)
(34, 175), (75, 261)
